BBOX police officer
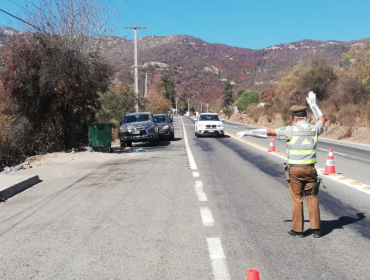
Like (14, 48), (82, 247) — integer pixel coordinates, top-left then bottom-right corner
(237, 91), (325, 238)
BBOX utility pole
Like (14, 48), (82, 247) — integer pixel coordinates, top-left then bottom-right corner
(175, 97), (178, 116)
(125, 25), (147, 112)
(145, 73), (148, 96)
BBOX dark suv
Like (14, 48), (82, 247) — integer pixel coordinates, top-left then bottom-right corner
(153, 114), (175, 140)
(119, 112), (159, 147)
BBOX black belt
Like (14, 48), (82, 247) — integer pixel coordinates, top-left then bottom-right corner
(290, 164), (315, 167)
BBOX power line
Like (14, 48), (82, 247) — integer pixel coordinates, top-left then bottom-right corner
(124, 0), (146, 26)
(0, 8), (40, 31)
(104, 0), (133, 39)
(105, 0), (133, 26)
(6, 0), (28, 11)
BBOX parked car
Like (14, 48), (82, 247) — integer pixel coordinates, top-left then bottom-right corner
(194, 113), (225, 137)
(119, 112), (159, 147)
(153, 114), (175, 140)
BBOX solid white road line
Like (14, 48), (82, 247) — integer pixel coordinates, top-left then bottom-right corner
(317, 148), (347, 156)
(228, 125), (245, 128)
(227, 132), (370, 195)
(200, 207), (214, 226)
(207, 238), (231, 280)
(182, 117), (198, 170)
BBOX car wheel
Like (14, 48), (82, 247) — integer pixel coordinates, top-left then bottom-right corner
(195, 132), (198, 136)
(126, 141), (133, 147)
(120, 141), (125, 148)
(219, 133), (225, 137)
(170, 130), (175, 140)
(196, 134), (200, 138)
(150, 134), (159, 146)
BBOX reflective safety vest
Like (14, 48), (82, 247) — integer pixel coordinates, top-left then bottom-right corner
(287, 122), (318, 164)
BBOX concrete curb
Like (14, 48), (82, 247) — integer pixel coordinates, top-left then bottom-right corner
(0, 175), (40, 200)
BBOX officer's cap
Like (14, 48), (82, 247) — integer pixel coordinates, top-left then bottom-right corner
(290, 105), (307, 117)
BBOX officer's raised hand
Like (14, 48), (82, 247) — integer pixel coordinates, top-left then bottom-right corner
(306, 91), (323, 120)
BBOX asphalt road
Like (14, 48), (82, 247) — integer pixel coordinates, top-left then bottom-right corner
(0, 116), (369, 280)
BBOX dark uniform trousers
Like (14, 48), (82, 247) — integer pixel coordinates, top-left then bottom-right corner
(288, 166), (320, 232)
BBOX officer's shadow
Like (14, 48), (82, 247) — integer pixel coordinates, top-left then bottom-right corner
(307, 213), (366, 237)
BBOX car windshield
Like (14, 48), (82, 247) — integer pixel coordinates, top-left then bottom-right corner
(154, 116), (167, 122)
(123, 114), (150, 123)
(199, 115), (220, 121)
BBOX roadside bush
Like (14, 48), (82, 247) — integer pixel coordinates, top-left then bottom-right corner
(96, 86), (135, 124)
(0, 113), (65, 166)
(246, 104), (259, 123)
(359, 102), (370, 125)
(336, 104), (359, 127)
(320, 100), (337, 124)
(223, 107), (234, 118)
(236, 91), (259, 111)
(265, 96), (291, 125)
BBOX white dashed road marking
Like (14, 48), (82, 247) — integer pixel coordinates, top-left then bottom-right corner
(200, 207), (214, 226)
(182, 117), (232, 280)
(195, 181), (208, 201)
(207, 238), (231, 280)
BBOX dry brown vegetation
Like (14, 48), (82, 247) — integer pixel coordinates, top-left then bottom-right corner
(225, 43), (370, 144)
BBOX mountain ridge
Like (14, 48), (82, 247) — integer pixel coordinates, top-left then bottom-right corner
(1, 26), (368, 102)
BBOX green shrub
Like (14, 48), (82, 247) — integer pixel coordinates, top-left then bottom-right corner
(236, 91), (259, 111)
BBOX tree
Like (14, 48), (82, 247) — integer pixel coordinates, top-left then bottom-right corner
(160, 74), (176, 108)
(236, 91), (259, 111)
(96, 86), (135, 125)
(0, 0), (113, 164)
(145, 76), (172, 113)
(340, 41), (370, 103)
(177, 89), (187, 114)
(222, 80), (234, 108)
(297, 65), (337, 101)
(237, 89), (245, 99)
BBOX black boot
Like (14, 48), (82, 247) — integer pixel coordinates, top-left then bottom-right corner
(313, 229), (321, 238)
(287, 229), (303, 238)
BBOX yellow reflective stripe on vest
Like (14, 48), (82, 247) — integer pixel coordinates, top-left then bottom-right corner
(288, 150), (316, 155)
(287, 122), (318, 164)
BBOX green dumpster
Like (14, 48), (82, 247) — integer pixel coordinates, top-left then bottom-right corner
(88, 123), (113, 148)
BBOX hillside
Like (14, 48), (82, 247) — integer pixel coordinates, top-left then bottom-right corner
(1, 26), (367, 103)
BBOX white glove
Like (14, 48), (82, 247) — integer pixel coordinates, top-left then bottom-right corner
(237, 130), (252, 138)
(306, 91), (323, 119)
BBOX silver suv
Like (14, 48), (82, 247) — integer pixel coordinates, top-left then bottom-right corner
(119, 112), (159, 147)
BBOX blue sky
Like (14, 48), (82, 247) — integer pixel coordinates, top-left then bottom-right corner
(1, 0), (370, 50)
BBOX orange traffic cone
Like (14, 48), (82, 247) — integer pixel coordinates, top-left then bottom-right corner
(246, 269), (260, 280)
(268, 136), (276, 152)
(323, 148), (336, 175)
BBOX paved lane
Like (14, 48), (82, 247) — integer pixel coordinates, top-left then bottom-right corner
(0, 118), (215, 280)
(183, 116), (370, 280)
(222, 120), (370, 186)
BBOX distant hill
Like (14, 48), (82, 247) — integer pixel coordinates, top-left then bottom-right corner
(1, 26), (367, 102)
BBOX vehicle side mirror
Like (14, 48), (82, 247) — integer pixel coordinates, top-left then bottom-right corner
(120, 121), (123, 125)
(221, 119), (225, 122)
